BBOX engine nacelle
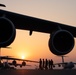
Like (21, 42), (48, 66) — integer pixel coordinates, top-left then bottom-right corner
(0, 17), (16, 47)
(20, 65), (22, 68)
(22, 61), (26, 66)
(12, 60), (17, 67)
(58, 64), (61, 67)
(49, 30), (75, 55)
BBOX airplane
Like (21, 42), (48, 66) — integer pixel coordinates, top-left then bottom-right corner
(0, 61), (16, 70)
(0, 61), (32, 70)
(53, 56), (76, 69)
(0, 56), (39, 68)
(0, 8), (76, 55)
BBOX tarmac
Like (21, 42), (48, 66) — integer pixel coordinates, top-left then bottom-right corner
(0, 69), (76, 75)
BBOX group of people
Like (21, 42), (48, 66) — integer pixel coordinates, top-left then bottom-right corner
(39, 58), (54, 70)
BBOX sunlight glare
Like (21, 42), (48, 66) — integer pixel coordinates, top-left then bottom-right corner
(22, 55), (25, 59)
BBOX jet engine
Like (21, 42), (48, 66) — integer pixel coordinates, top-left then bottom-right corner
(20, 65), (22, 68)
(49, 30), (75, 55)
(58, 64), (61, 67)
(0, 17), (16, 47)
(22, 61), (26, 66)
(19, 61), (26, 68)
(12, 60), (17, 67)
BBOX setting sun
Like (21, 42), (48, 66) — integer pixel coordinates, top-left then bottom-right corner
(22, 55), (25, 59)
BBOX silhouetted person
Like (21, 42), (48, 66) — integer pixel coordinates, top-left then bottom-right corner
(45, 59), (48, 70)
(42, 59), (45, 69)
(39, 58), (42, 69)
(48, 60), (51, 69)
(50, 59), (54, 70)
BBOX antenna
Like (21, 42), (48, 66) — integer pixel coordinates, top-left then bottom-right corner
(60, 55), (68, 63)
(61, 56), (64, 63)
(61, 55), (68, 68)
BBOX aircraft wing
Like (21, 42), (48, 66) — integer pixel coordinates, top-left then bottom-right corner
(54, 62), (68, 65)
(53, 62), (68, 67)
(72, 63), (76, 64)
(0, 56), (39, 63)
(0, 9), (76, 37)
(16, 64), (31, 66)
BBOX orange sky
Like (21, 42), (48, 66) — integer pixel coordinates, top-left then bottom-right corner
(0, 0), (76, 69)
